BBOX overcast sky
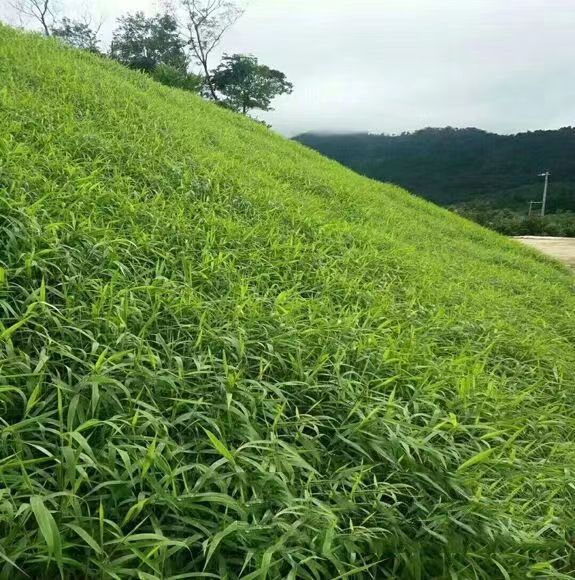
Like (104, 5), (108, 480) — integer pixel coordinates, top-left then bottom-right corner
(3, 0), (574, 136)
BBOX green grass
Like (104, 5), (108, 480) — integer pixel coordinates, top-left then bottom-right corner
(1, 26), (575, 579)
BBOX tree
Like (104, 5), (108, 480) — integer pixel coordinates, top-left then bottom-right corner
(211, 54), (293, 115)
(52, 17), (100, 52)
(110, 12), (188, 74)
(170, 0), (243, 100)
(9, 0), (55, 36)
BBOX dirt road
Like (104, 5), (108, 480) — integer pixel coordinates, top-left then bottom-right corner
(515, 236), (575, 269)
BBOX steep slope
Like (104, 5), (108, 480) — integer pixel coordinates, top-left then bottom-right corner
(1, 27), (575, 579)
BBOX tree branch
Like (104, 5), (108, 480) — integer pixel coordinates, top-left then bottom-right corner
(9, 0), (55, 35)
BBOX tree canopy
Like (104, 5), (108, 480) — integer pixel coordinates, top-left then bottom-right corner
(295, 127), (575, 211)
(212, 54), (293, 114)
(52, 17), (100, 52)
(110, 12), (188, 73)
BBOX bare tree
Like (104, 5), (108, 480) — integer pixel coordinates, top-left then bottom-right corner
(9, 0), (56, 36)
(169, 0), (244, 100)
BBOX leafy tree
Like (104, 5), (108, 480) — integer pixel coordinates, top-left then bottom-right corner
(110, 12), (188, 74)
(52, 17), (100, 52)
(170, 0), (244, 100)
(211, 54), (293, 115)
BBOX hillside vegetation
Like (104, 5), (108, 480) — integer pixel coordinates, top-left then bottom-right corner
(295, 129), (575, 229)
(2, 27), (575, 579)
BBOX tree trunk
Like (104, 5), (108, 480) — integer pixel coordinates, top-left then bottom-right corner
(40, 0), (51, 36)
(201, 59), (218, 101)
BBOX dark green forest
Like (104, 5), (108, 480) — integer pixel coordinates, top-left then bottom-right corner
(295, 127), (575, 235)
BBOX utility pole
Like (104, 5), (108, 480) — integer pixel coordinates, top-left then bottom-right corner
(538, 172), (550, 216)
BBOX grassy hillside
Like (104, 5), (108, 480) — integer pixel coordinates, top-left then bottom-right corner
(1, 26), (575, 579)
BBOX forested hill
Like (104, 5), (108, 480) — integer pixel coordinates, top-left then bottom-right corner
(295, 127), (575, 212)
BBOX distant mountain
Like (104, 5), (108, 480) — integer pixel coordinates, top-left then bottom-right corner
(295, 127), (575, 212)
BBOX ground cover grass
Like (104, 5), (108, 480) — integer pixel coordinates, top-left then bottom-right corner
(1, 25), (575, 579)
